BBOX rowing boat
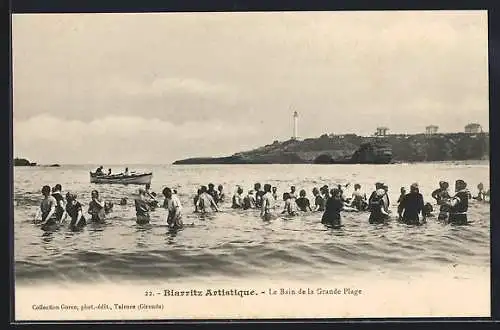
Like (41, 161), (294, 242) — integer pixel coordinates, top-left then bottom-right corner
(89, 172), (153, 185)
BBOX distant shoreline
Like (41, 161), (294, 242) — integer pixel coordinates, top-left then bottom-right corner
(173, 132), (489, 165)
(13, 158), (60, 167)
(12, 160), (489, 168)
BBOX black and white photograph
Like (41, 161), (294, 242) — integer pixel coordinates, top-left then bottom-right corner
(12, 10), (490, 320)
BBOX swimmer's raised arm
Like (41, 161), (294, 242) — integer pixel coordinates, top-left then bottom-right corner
(431, 189), (441, 201)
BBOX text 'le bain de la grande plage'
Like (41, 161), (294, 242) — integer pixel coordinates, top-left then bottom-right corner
(151, 287), (363, 298)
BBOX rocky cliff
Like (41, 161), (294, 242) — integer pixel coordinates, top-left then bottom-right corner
(173, 132), (489, 165)
(14, 158), (37, 166)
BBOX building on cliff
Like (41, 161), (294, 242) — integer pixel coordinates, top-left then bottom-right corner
(375, 127), (389, 136)
(464, 123), (483, 134)
(425, 125), (439, 135)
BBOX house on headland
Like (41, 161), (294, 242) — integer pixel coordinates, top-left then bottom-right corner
(464, 123), (482, 134)
(374, 127), (389, 136)
(425, 125), (439, 135)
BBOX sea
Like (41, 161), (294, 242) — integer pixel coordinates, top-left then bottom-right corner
(13, 162), (490, 288)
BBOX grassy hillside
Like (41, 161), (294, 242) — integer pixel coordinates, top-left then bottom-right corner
(173, 132), (489, 164)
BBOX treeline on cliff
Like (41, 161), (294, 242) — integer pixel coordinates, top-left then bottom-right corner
(388, 133), (488, 161)
(173, 132), (489, 164)
(255, 133), (489, 163)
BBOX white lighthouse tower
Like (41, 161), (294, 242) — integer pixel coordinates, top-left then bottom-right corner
(292, 111), (298, 140)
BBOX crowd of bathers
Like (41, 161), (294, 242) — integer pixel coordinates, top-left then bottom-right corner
(33, 179), (489, 232)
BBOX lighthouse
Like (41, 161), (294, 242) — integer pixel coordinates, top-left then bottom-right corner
(292, 111), (298, 140)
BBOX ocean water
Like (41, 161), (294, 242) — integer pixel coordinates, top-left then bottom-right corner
(13, 162), (490, 285)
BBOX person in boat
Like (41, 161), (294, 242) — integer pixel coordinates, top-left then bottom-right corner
(261, 184), (275, 220)
(431, 181), (451, 221)
(144, 183), (159, 209)
(51, 184), (66, 223)
(312, 187), (325, 212)
(281, 192), (298, 216)
(193, 189), (202, 213)
(196, 185), (219, 213)
(107, 168), (112, 176)
(321, 188), (344, 227)
(207, 183), (218, 204)
(445, 179), (470, 225)
(368, 188), (390, 224)
(473, 183), (486, 201)
(232, 186), (244, 209)
(296, 189), (312, 212)
(65, 192), (86, 231)
(88, 190), (106, 223)
(37, 185), (58, 230)
(398, 183), (425, 225)
(217, 185), (225, 204)
(134, 188), (150, 224)
(254, 183), (264, 208)
(119, 197), (128, 206)
(272, 186), (278, 201)
(163, 187), (183, 229)
(95, 166), (104, 176)
(243, 190), (256, 210)
(348, 184), (367, 211)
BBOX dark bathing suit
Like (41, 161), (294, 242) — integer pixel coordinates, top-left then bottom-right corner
(242, 196), (253, 210)
(295, 197), (310, 212)
(315, 195), (325, 212)
(232, 194), (242, 209)
(208, 189), (218, 204)
(135, 199), (150, 224)
(40, 196), (58, 230)
(351, 192), (367, 211)
(89, 199), (106, 223)
(255, 190), (265, 208)
(322, 198), (343, 227)
(52, 192), (65, 222)
(432, 188), (451, 221)
(368, 196), (387, 224)
(66, 201), (87, 231)
(449, 190), (469, 225)
(400, 192), (424, 225)
(397, 194), (405, 215)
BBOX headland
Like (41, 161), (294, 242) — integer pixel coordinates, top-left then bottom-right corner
(173, 132), (489, 165)
(14, 158), (60, 167)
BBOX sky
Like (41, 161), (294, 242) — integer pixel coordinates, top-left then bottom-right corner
(12, 11), (489, 164)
